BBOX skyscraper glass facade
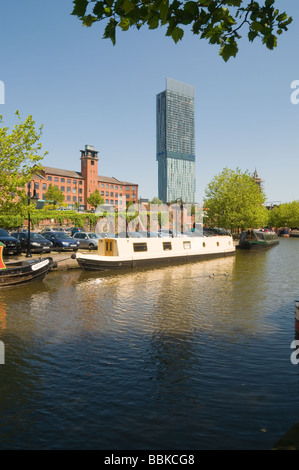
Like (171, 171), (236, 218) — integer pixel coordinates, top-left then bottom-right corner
(156, 78), (196, 203)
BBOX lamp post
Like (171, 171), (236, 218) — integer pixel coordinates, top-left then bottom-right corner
(26, 182), (38, 258)
(175, 198), (183, 236)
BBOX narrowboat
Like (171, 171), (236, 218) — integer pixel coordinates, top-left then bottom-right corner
(290, 230), (299, 238)
(72, 235), (235, 271)
(279, 228), (290, 237)
(0, 242), (56, 287)
(238, 229), (279, 249)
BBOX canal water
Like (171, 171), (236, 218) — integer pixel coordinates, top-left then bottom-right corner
(0, 237), (299, 450)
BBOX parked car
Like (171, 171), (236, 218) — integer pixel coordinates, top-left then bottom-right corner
(96, 232), (116, 238)
(116, 231), (143, 238)
(73, 232), (99, 250)
(158, 229), (187, 237)
(158, 229), (175, 238)
(11, 231), (53, 254)
(0, 229), (21, 255)
(71, 227), (86, 236)
(42, 231), (80, 251)
(138, 231), (160, 238)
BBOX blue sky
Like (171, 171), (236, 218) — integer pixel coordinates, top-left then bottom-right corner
(1, 0), (298, 204)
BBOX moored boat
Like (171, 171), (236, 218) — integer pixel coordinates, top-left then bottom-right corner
(72, 235), (235, 271)
(290, 230), (299, 238)
(279, 228), (290, 237)
(238, 229), (279, 249)
(0, 242), (56, 287)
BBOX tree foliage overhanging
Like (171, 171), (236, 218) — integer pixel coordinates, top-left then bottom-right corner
(71, 0), (292, 61)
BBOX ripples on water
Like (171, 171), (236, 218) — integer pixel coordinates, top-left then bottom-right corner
(0, 238), (299, 449)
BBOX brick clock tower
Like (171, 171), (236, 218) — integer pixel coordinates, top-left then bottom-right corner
(80, 145), (99, 209)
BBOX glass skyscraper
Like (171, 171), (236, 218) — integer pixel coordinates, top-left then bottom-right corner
(156, 78), (196, 203)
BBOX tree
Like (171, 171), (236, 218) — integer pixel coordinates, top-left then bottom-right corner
(71, 0), (292, 61)
(87, 189), (104, 209)
(73, 201), (80, 211)
(268, 201), (299, 228)
(204, 167), (269, 231)
(44, 184), (65, 208)
(150, 197), (163, 205)
(0, 111), (47, 214)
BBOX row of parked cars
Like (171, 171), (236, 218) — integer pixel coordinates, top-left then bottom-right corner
(0, 228), (83, 255)
(0, 226), (226, 256)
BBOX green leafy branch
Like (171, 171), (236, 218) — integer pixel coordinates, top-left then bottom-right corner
(71, 0), (292, 61)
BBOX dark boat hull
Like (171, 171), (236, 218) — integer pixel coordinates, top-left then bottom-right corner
(238, 240), (279, 249)
(0, 257), (55, 287)
(76, 250), (235, 271)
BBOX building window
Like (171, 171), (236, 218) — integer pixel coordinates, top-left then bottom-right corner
(101, 183), (104, 188)
(110, 192), (114, 197)
(47, 176), (52, 181)
(73, 196), (77, 202)
(115, 185), (118, 190)
(115, 193), (118, 197)
(101, 191), (104, 196)
(73, 188), (76, 193)
(132, 186), (136, 191)
(126, 194), (129, 198)
(79, 197), (82, 203)
(61, 178), (65, 183)
(61, 186), (65, 192)
(73, 180), (77, 185)
(34, 182), (39, 189)
(79, 188), (82, 194)
(67, 187), (71, 193)
(110, 185), (114, 189)
(105, 199), (109, 204)
(42, 183), (47, 190)
(54, 177), (59, 182)
(106, 192), (109, 196)
(110, 200), (113, 204)
(126, 186), (130, 191)
(91, 160), (94, 166)
(67, 195), (71, 201)
(67, 179), (71, 184)
(106, 184), (109, 188)
(79, 180), (82, 185)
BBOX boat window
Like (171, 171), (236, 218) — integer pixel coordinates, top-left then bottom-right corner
(163, 242), (172, 251)
(133, 242), (147, 252)
(264, 232), (278, 241)
(183, 241), (191, 250)
(255, 231), (265, 240)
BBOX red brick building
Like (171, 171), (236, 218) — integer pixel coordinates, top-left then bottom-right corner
(31, 145), (138, 211)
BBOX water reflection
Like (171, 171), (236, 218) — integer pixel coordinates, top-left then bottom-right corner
(0, 302), (7, 331)
(0, 240), (299, 449)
